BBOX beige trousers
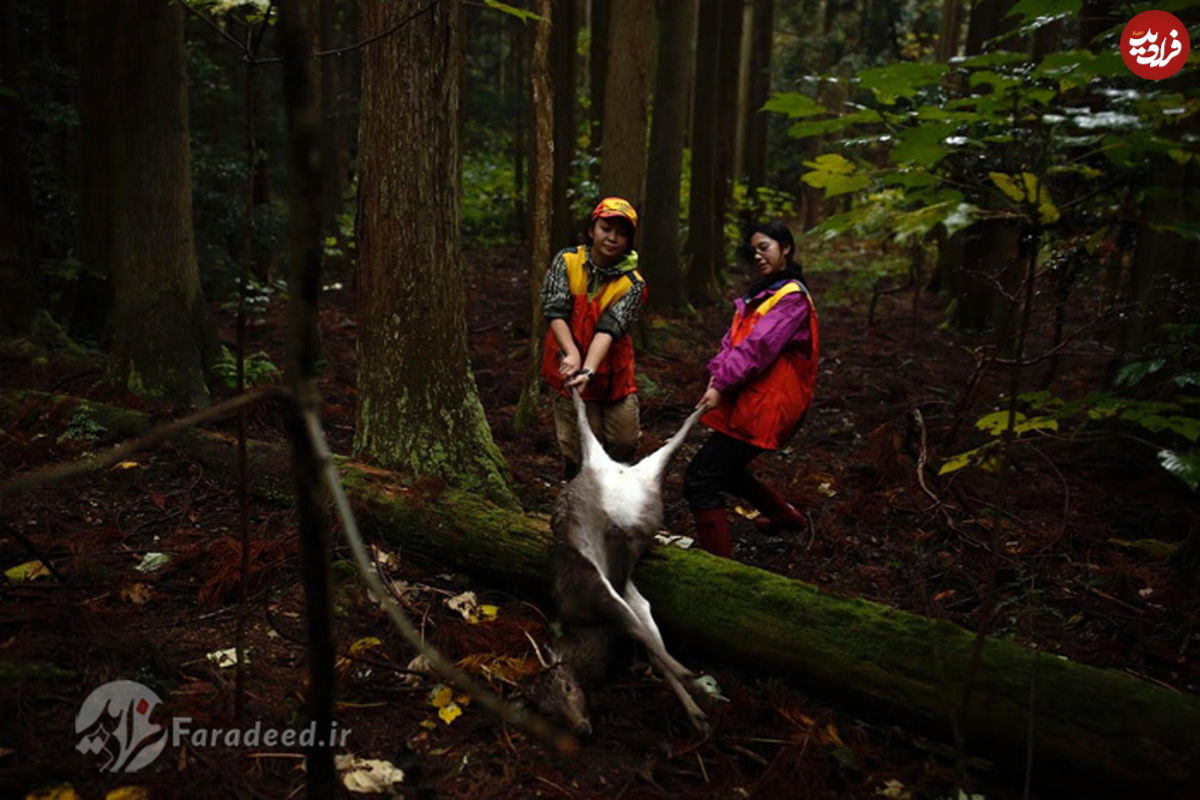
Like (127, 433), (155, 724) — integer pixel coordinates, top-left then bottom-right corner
(553, 393), (640, 469)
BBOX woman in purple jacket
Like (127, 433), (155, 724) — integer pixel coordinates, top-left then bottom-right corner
(685, 221), (820, 558)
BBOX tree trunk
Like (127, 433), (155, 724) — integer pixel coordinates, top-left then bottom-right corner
(714, 0), (744, 275)
(356, 0), (516, 508)
(685, 7), (722, 305)
(318, 0), (345, 239)
(514, 0), (555, 432)
(641, 0), (696, 312)
(7, 387), (1200, 795)
(936, 0), (964, 62)
(589, 0), (610, 154)
(0, 1), (42, 336)
(549, 0), (577, 253)
(598, 0), (653, 212)
(105, 0), (210, 404)
(744, 0), (774, 193)
(278, 0), (337, 791)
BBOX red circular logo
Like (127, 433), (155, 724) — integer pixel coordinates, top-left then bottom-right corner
(1122, 11), (1190, 80)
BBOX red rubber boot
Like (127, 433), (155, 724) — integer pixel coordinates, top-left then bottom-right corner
(691, 508), (732, 558)
(738, 475), (805, 534)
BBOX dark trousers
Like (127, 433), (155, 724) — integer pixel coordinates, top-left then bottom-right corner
(683, 431), (766, 511)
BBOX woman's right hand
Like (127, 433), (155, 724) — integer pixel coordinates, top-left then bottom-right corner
(558, 349), (581, 379)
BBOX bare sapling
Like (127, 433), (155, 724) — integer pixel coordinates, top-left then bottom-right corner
(531, 388), (715, 736)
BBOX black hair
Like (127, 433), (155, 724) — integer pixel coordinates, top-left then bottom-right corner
(744, 221), (805, 283)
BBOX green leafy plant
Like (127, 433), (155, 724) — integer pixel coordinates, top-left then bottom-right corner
(211, 346), (281, 389)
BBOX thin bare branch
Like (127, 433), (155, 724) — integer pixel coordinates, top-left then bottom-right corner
(301, 406), (576, 752)
(0, 386), (281, 498)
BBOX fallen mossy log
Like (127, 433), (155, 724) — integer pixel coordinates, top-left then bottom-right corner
(4, 389), (1199, 791)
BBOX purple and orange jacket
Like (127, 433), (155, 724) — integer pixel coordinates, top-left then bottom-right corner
(701, 278), (819, 450)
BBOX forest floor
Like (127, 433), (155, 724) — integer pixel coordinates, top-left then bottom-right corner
(1, 237), (1198, 799)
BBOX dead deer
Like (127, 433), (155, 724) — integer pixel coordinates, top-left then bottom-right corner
(531, 388), (713, 737)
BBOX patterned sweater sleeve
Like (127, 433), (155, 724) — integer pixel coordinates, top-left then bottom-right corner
(707, 292), (812, 394)
(595, 277), (645, 338)
(540, 250), (572, 321)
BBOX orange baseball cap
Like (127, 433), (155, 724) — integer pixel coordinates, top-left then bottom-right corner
(590, 196), (638, 231)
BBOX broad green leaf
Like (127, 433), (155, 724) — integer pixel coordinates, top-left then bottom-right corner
(889, 123), (957, 167)
(1005, 0), (1080, 20)
(942, 203), (979, 237)
(762, 92), (827, 118)
(857, 62), (948, 104)
(880, 169), (939, 189)
(1013, 416), (1059, 434)
(957, 52), (1029, 69)
(969, 71), (1020, 93)
(988, 172), (1060, 223)
(1150, 220), (1200, 241)
(482, 0), (544, 23)
(938, 448), (976, 475)
(1113, 359), (1166, 387)
(1166, 416), (1200, 442)
(1158, 449), (1200, 491)
(786, 109), (877, 139)
(977, 410), (1027, 435)
(801, 154), (870, 197)
(1175, 373), (1200, 388)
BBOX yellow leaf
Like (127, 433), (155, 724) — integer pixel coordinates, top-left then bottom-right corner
(118, 583), (153, 605)
(822, 722), (845, 748)
(6, 560), (51, 583)
(437, 703), (463, 725)
(419, 718), (438, 730)
(106, 788), (151, 800)
(428, 684), (453, 709)
(112, 461), (140, 470)
(477, 605), (498, 622)
(988, 171), (1060, 223)
(26, 787), (79, 800)
(349, 636), (382, 656)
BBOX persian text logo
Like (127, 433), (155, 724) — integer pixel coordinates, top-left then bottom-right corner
(1122, 10), (1190, 80)
(75, 680), (168, 773)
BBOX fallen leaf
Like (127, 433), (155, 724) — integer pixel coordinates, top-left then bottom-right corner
(105, 788), (151, 800)
(112, 461), (140, 470)
(119, 583), (153, 605)
(428, 684), (453, 709)
(5, 560), (51, 583)
(25, 787), (79, 800)
(933, 589), (956, 602)
(206, 648), (240, 668)
(149, 494), (167, 511)
(437, 703), (462, 725)
(335, 755), (405, 794)
(134, 552), (171, 573)
(349, 637), (383, 656)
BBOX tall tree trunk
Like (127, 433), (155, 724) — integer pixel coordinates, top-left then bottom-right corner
(686, 8), (723, 304)
(733, 0), (754, 182)
(514, 0), (555, 432)
(936, 0), (964, 61)
(74, 0), (116, 342)
(355, 0), (516, 508)
(714, 0), (744, 276)
(277, 0), (337, 793)
(642, 0), (697, 312)
(589, 0), (610, 154)
(0, 1), (42, 335)
(744, 0), (774, 193)
(106, 0), (210, 404)
(318, 0), (345, 238)
(549, 0), (577, 253)
(598, 0), (653, 212)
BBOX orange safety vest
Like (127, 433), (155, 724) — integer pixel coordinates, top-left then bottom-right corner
(542, 245), (646, 402)
(701, 281), (819, 450)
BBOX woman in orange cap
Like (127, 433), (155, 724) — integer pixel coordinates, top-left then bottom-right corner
(540, 197), (646, 478)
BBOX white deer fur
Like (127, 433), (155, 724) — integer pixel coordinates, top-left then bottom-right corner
(547, 387), (711, 733)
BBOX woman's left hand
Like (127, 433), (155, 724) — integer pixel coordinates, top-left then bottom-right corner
(697, 386), (721, 411)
